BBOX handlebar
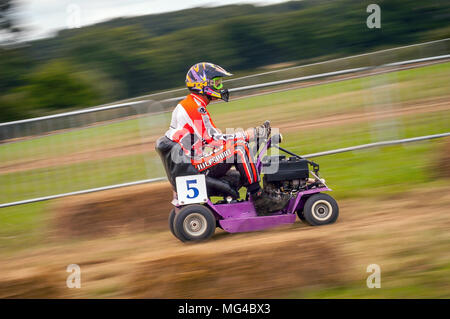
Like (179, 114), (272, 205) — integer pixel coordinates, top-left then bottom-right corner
(253, 120), (271, 153)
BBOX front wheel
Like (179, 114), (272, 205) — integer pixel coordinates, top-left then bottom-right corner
(173, 204), (216, 242)
(302, 193), (339, 226)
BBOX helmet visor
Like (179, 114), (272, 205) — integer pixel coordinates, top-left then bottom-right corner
(211, 77), (223, 90)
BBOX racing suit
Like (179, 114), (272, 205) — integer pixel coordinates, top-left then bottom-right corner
(165, 93), (259, 188)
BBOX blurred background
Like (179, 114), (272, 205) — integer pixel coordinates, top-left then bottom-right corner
(0, 0), (449, 298)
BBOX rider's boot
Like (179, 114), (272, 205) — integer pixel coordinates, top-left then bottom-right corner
(250, 188), (291, 216)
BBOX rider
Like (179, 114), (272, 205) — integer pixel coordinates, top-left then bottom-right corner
(164, 62), (289, 216)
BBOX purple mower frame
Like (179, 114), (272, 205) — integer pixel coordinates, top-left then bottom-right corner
(172, 135), (332, 234)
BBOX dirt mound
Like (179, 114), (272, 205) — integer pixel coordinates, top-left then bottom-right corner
(0, 267), (64, 298)
(52, 182), (173, 238)
(1, 185), (449, 298)
(127, 236), (347, 298)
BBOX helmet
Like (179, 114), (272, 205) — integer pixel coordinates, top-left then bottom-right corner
(186, 62), (233, 102)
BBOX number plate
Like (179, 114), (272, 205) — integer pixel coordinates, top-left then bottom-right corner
(175, 175), (208, 205)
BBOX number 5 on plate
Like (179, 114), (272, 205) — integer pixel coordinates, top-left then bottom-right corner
(175, 175), (208, 205)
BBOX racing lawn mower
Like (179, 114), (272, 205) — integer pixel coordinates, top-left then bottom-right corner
(155, 123), (339, 242)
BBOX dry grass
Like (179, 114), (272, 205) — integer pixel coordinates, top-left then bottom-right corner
(51, 182), (173, 238)
(0, 185), (448, 298)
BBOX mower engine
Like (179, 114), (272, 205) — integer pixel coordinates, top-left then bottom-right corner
(262, 155), (314, 195)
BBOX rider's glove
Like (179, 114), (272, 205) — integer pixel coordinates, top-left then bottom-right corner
(254, 121), (271, 139)
(245, 121), (271, 141)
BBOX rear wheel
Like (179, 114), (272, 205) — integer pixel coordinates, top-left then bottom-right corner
(173, 205), (216, 242)
(302, 193), (339, 226)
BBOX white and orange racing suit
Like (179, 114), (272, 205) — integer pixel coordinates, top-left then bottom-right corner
(165, 93), (259, 186)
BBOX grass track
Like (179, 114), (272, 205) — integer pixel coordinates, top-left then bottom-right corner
(0, 63), (449, 298)
(1, 62), (449, 204)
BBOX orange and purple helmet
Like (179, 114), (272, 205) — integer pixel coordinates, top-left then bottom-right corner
(186, 62), (233, 102)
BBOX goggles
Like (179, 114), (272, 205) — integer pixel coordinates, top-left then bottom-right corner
(211, 77), (223, 90)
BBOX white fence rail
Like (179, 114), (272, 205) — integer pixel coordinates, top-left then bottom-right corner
(1, 132), (448, 208)
(1, 39), (449, 208)
(1, 53), (448, 141)
(1, 38), (449, 132)
(302, 132), (450, 158)
(97, 37), (450, 104)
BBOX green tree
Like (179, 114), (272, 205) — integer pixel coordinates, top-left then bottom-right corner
(2, 0), (450, 119)
(65, 26), (158, 98)
(0, 47), (31, 91)
(26, 60), (103, 110)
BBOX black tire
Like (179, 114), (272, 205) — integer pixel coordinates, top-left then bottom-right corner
(173, 204), (216, 242)
(168, 208), (177, 238)
(302, 193), (339, 226)
(295, 196), (309, 222)
(296, 209), (306, 221)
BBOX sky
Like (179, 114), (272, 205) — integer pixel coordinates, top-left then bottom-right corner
(14, 0), (290, 40)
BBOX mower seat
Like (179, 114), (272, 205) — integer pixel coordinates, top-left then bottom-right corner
(155, 136), (240, 199)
